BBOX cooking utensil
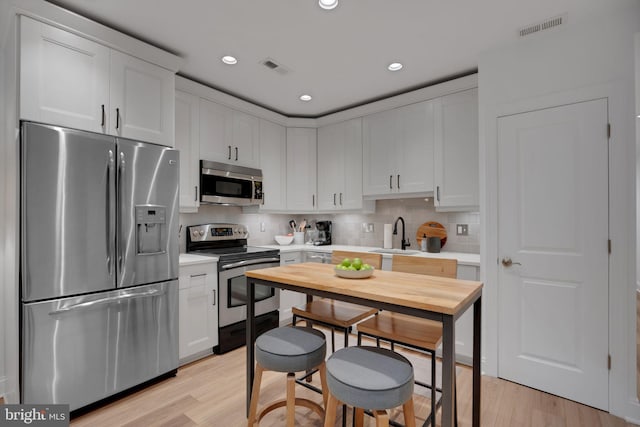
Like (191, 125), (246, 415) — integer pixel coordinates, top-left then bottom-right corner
(416, 221), (447, 248)
(299, 219), (307, 231)
(289, 220), (296, 233)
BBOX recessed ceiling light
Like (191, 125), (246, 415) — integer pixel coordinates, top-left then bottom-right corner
(299, 94), (312, 102)
(221, 55), (237, 65)
(388, 62), (403, 71)
(318, 0), (338, 10)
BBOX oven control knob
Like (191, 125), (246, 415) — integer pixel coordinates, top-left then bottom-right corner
(199, 230), (205, 237)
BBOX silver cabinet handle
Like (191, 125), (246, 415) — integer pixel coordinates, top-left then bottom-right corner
(212, 289), (216, 306)
(501, 257), (522, 267)
(436, 186), (440, 202)
(49, 289), (162, 315)
(190, 273), (207, 278)
(389, 175), (393, 190)
(101, 104), (106, 128)
(397, 174), (400, 189)
(228, 145), (232, 160)
(194, 186), (198, 202)
(235, 146), (238, 161)
(339, 193), (343, 205)
(333, 193), (336, 206)
(312, 194), (315, 207)
(115, 107), (120, 130)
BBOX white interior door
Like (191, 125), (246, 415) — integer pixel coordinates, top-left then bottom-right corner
(497, 99), (609, 410)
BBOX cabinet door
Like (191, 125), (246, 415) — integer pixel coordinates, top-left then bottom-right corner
(286, 128), (317, 211)
(318, 118), (364, 210)
(258, 119), (287, 210)
(110, 50), (175, 146)
(317, 123), (344, 210)
(199, 98), (233, 162)
(279, 252), (305, 324)
(232, 110), (259, 167)
(20, 16), (110, 133)
(362, 109), (397, 196)
(178, 266), (218, 361)
(434, 89), (479, 209)
(396, 100), (435, 194)
(175, 90), (200, 212)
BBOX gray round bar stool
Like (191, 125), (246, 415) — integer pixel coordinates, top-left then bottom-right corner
(248, 326), (329, 427)
(324, 346), (417, 427)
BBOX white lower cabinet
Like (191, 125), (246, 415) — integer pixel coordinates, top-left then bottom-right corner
(278, 252), (306, 324)
(179, 262), (218, 364)
(452, 264), (479, 364)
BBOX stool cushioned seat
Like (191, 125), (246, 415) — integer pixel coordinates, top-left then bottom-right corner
(255, 326), (326, 373)
(326, 346), (414, 410)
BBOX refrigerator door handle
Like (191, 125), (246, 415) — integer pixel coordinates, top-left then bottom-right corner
(48, 289), (163, 315)
(118, 151), (125, 275)
(107, 150), (115, 276)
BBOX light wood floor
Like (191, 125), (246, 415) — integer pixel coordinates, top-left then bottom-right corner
(69, 329), (638, 427)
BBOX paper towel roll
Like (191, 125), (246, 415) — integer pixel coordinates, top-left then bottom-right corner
(383, 224), (393, 249)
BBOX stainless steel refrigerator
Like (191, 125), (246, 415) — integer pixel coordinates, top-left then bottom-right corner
(20, 122), (179, 411)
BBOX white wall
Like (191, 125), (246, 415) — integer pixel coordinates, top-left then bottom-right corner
(0, 5), (18, 403)
(479, 0), (640, 421)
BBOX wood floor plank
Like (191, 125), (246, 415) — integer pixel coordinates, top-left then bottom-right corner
(66, 327), (638, 427)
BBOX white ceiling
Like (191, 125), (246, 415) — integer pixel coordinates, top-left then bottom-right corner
(47, 0), (606, 118)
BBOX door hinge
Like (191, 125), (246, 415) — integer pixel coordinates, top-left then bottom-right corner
(608, 354), (611, 370)
(608, 239), (611, 254)
(607, 123), (611, 139)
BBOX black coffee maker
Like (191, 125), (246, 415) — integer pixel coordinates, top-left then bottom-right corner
(313, 221), (332, 246)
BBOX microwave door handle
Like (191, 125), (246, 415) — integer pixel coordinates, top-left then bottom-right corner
(220, 257), (280, 270)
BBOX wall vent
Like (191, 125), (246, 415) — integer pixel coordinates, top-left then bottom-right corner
(519, 13), (567, 37)
(261, 57), (290, 75)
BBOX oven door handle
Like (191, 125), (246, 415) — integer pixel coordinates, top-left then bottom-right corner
(220, 257), (280, 270)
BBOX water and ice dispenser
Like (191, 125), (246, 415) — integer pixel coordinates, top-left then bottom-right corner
(136, 205), (167, 255)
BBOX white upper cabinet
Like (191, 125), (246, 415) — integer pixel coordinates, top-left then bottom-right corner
(199, 98), (259, 168)
(258, 119), (287, 210)
(175, 90), (200, 212)
(286, 128), (317, 211)
(362, 100), (435, 197)
(109, 51), (174, 146)
(317, 118), (365, 210)
(433, 88), (479, 210)
(20, 16), (175, 146)
(20, 16), (110, 134)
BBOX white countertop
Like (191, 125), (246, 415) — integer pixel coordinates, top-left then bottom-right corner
(180, 244), (479, 267)
(255, 244), (480, 267)
(179, 253), (218, 266)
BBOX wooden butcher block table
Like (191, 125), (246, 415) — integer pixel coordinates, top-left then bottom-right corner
(245, 262), (483, 427)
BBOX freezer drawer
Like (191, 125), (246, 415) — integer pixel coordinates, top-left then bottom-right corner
(21, 281), (178, 411)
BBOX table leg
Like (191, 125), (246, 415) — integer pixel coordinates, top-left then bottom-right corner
(246, 280), (256, 416)
(441, 315), (456, 427)
(472, 296), (482, 427)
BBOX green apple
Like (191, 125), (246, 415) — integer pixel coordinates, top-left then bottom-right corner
(340, 258), (351, 268)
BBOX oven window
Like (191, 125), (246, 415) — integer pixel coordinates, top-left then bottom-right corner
(228, 275), (274, 307)
(201, 175), (252, 199)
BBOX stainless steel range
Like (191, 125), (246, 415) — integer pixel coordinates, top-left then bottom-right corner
(186, 223), (280, 354)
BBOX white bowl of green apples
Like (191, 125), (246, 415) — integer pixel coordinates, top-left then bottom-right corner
(334, 257), (374, 279)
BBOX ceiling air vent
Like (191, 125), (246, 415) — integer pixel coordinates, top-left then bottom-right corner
(519, 13), (567, 37)
(261, 57), (290, 75)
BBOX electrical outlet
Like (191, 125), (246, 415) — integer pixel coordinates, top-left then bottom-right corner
(361, 223), (375, 233)
(260, 222), (266, 232)
(456, 224), (468, 236)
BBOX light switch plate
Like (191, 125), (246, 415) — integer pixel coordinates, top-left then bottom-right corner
(361, 223), (375, 233)
(457, 224), (468, 236)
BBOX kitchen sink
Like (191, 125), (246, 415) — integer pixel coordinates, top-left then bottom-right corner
(369, 249), (421, 255)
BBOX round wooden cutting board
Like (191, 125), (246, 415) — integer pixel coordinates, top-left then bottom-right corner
(416, 221), (447, 247)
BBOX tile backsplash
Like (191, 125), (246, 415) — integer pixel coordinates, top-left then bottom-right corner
(179, 198), (479, 254)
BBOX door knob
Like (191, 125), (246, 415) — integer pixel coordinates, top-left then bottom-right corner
(501, 257), (522, 267)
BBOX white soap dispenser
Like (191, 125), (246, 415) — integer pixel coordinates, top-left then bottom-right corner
(421, 234), (427, 251)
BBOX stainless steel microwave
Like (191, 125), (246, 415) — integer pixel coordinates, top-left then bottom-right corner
(200, 160), (263, 206)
